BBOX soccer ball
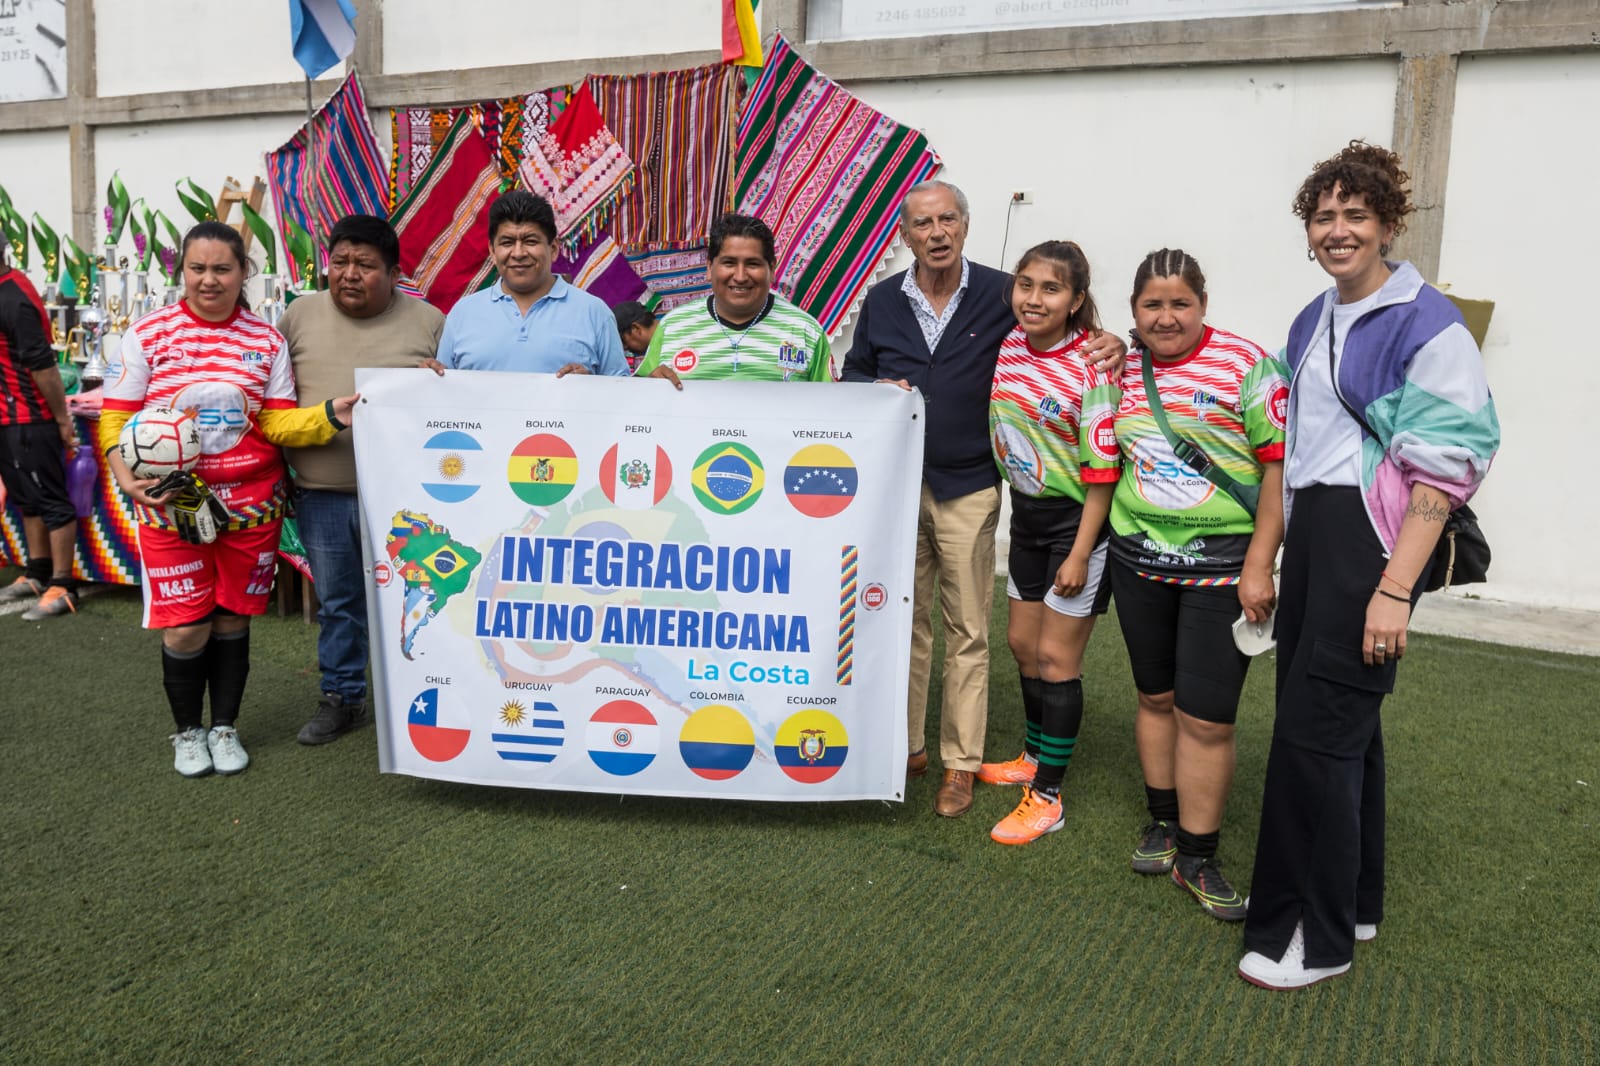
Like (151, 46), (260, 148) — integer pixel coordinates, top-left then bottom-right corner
(119, 407), (202, 478)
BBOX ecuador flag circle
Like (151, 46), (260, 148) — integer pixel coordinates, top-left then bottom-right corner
(678, 703), (755, 780)
(784, 444), (858, 518)
(691, 442), (764, 515)
(508, 433), (578, 506)
(775, 709), (849, 783)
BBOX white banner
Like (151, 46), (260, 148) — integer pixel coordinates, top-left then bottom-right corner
(354, 370), (924, 802)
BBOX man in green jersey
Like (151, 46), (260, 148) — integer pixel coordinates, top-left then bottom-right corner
(637, 214), (832, 385)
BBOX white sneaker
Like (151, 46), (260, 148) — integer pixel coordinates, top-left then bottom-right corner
(1238, 922), (1352, 990)
(208, 725), (250, 775)
(171, 727), (213, 777)
(1356, 922), (1378, 942)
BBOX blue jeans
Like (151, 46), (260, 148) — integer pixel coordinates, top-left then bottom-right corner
(296, 489), (368, 701)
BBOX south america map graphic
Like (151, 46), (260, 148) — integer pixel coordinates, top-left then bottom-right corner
(386, 510), (483, 659)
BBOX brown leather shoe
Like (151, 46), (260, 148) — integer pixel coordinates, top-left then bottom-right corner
(906, 748), (928, 779)
(934, 769), (975, 817)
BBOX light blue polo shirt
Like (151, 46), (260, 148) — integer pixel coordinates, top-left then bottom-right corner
(436, 277), (631, 376)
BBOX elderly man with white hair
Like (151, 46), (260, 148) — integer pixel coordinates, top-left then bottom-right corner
(843, 180), (1122, 817)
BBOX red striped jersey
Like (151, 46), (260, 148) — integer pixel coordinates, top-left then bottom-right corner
(105, 302), (297, 522)
(989, 326), (1121, 502)
(0, 269), (57, 427)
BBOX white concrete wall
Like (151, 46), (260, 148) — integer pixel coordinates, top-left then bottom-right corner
(841, 59), (1398, 350)
(0, 128), (71, 241)
(1440, 52), (1600, 609)
(95, 2), (307, 96)
(382, 0), (721, 74)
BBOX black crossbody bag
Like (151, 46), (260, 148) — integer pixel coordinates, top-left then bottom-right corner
(1323, 322), (1490, 592)
(1140, 351), (1259, 516)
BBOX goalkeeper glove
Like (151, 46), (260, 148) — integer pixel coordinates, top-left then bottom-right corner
(151, 471), (233, 545)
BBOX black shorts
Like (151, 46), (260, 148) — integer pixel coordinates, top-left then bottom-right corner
(0, 422), (75, 529)
(1110, 562), (1250, 724)
(1008, 491), (1112, 614)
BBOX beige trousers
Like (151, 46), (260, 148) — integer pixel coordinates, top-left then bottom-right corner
(907, 483), (1001, 772)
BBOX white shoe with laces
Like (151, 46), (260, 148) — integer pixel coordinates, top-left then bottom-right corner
(208, 726), (250, 775)
(171, 727), (213, 777)
(1238, 922), (1352, 990)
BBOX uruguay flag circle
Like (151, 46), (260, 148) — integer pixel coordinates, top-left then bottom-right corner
(586, 700), (660, 776)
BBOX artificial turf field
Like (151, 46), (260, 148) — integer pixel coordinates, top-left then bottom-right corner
(2, 576), (1596, 1064)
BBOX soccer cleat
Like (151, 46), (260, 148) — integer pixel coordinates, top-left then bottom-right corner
(0, 575), (44, 602)
(1356, 923), (1378, 943)
(1172, 855), (1249, 921)
(990, 787), (1065, 845)
(1239, 922), (1352, 990)
(977, 752), (1038, 786)
(297, 693), (368, 746)
(1131, 819), (1177, 874)
(20, 586), (77, 620)
(171, 727), (213, 777)
(208, 726), (250, 775)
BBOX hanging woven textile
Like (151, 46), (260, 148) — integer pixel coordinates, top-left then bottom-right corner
(391, 112), (503, 313)
(588, 64), (742, 250)
(734, 33), (943, 336)
(391, 94), (543, 204)
(518, 84), (635, 254)
(553, 230), (650, 309)
(624, 248), (710, 312)
(265, 72), (389, 286)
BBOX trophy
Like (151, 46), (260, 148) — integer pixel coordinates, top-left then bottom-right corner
(257, 274), (286, 325)
(73, 301), (110, 393)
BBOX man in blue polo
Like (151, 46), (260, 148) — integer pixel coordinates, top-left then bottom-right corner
(424, 190), (630, 377)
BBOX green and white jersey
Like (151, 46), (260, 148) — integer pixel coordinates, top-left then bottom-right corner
(636, 294), (833, 382)
(1109, 326), (1288, 584)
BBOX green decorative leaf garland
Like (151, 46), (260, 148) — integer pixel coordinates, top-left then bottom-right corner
(239, 202), (278, 276)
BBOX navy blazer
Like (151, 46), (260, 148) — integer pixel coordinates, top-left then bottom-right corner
(842, 261), (1014, 500)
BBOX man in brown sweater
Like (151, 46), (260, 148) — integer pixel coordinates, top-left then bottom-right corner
(283, 214), (444, 744)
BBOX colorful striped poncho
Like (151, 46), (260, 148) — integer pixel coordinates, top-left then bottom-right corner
(734, 33), (942, 336)
(265, 72), (389, 286)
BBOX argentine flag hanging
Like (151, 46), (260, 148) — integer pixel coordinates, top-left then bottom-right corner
(290, 0), (358, 79)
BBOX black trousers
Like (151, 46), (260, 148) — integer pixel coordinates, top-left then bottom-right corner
(1243, 486), (1422, 968)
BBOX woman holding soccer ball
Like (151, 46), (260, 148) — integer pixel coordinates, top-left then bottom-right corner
(1236, 143), (1499, 989)
(98, 221), (358, 778)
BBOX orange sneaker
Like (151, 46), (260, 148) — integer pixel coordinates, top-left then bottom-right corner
(990, 788), (1065, 845)
(977, 752), (1037, 786)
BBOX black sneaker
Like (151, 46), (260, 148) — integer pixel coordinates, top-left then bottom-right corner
(1131, 819), (1177, 874)
(1172, 854), (1248, 921)
(296, 693), (368, 745)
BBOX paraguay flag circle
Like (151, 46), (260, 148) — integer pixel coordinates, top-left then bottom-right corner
(422, 430), (483, 503)
(586, 700), (660, 776)
(691, 442), (764, 515)
(784, 444), (858, 518)
(678, 703), (755, 780)
(775, 709), (849, 783)
(508, 433), (578, 506)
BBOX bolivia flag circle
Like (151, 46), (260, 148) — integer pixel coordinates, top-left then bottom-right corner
(784, 444), (858, 518)
(586, 700), (660, 776)
(678, 703), (755, 780)
(508, 433), (578, 506)
(775, 709), (849, 783)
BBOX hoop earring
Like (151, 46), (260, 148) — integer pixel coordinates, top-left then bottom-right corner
(1306, 247), (1315, 261)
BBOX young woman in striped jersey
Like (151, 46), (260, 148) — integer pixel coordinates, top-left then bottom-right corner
(977, 240), (1121, 845)
(1109, 249), (1287, 919)
(99, 222), (358, 779)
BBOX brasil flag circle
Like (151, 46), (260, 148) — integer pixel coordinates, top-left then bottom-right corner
(508, 433), (578, 506)
(691, 442), (764, 515)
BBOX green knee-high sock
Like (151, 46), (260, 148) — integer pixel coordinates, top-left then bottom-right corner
(1031, 678), (1084, 796)
(1020, 674), (1044, 759)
